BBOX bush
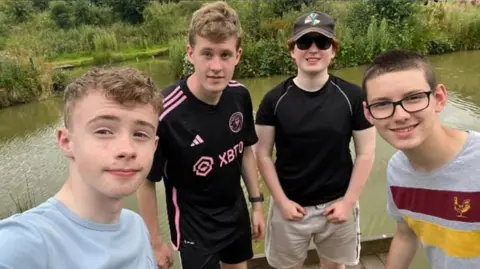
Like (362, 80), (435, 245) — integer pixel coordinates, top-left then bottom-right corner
(0, 53), (53, 108)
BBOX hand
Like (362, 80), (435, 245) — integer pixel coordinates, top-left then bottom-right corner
(152, 239), (174, 269)
(323, 199), (355, 224)
(278, 199), (307, 221)
(251, 205), (265, 240)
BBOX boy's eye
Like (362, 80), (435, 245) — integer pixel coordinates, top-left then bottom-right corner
(95, 129), (112, 135)
(134, 132), (149, 138)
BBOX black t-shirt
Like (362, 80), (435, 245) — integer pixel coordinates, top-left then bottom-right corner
(255, 75), (372, 206)
(147, 76), (258, 252)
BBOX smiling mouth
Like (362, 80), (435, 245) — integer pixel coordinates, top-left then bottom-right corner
(207, 76), (223, 79)
(391, 123), (419, 133)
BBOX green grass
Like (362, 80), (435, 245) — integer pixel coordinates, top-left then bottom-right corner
(51, 46), (169, 68)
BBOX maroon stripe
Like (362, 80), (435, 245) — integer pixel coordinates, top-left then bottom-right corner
(391, 186), (480, 222)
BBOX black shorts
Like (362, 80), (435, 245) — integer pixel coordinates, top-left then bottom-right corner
(178, 232), (254, 269)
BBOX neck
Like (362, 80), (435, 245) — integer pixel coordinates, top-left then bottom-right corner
(294, 69), (329, 92)
(54, 169), (123, 224)
(403, 124), (468, 173)
(187, 73), (222, 105)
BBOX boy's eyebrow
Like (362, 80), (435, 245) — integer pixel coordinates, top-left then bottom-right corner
(370, 89), (427, 103)
(87, 115), (156, 132)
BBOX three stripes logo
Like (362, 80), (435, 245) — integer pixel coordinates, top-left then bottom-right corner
(190, 135), (204, 147)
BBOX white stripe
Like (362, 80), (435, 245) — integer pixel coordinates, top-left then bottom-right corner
(330, 81), (352, 116)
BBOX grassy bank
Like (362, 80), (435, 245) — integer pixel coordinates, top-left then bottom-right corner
(1, 0), (480, 108)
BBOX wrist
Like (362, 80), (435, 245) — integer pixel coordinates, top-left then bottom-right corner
(252, 202), (263, 212)
(343, 196), (357, 206)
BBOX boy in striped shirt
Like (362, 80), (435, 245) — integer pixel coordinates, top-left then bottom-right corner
(362, 49), (480, 269)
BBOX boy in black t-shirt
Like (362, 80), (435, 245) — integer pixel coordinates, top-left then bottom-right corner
(255, 11), (376, 269)
(136, 2), (265, 269)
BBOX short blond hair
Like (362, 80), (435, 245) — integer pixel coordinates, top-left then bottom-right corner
(188, 1), (242, 49)
(63, 67), (163, 128)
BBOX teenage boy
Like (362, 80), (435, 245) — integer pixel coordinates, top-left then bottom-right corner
(0, 67), (163, 269)
(255, 11), (376, 269)
(362, 49), (480, 269)
(136, 2), (265, 269)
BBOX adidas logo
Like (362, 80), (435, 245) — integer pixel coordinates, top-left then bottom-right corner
(190, 135), (204, 147)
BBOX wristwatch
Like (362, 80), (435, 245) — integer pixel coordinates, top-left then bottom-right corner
(248, 193), (264, 203)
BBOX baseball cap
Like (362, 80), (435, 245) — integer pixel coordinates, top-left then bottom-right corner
(291, 11), (335, 41)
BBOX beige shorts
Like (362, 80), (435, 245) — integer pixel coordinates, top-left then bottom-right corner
(265, 198), (361, 269)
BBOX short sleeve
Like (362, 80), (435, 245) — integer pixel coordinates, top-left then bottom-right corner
(351, 88), (373, 131)
(146, 123), (167, 183)
(0, 217), (47, 269)
(243, 90), (258, 147)
(386, 173), (405, 223)
(255, 90), (277, 126)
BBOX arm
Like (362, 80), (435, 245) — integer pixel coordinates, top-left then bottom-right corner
(255, 125), (306, 220)
(136, 181), (163, 246)
(343, 127), (376, 205)
(254, 125), (288, 204)
(137, 131), (173, 269)
(385, 222), (419, 269)
(242, 146), (262, 211)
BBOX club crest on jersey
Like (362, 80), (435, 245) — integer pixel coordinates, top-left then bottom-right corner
(229, 112), (243, 133)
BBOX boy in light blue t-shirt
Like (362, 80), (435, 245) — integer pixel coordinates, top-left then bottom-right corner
(0, 67), (165, 269)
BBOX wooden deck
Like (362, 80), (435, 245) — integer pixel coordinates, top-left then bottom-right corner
(247, 234), (393, 269)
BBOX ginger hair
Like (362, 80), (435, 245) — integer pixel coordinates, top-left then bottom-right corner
(63, 67), (163, 128)
(188, 1), (242, 49)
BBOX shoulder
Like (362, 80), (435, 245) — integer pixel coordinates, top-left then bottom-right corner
(386, 151), (410, 184)
(0, 203), (51, 265)
(329, 75), (364, 99)
(120, 209), (151, 237)
(161, 80), (182, 97)
(226, 80), (250, 98)
(160, 80), (187, 122)
(261, 77), (294, 104)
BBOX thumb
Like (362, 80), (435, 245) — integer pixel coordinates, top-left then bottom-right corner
(295, 203), (307, 215)
(324, 204), (335, 216)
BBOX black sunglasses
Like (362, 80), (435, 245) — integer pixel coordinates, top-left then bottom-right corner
(296, 35), (332, 50)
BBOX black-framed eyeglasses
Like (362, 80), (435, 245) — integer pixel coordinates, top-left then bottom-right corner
(366, 91), (433, 120)
(296, 35), (332, 50)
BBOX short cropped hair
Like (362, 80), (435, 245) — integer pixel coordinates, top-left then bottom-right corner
(63, 67), (163, 128)
(188, 1), (242, 49)
(362, 50), (437, 98)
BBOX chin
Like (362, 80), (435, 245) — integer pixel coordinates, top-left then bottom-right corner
(301, 65), (327, 74)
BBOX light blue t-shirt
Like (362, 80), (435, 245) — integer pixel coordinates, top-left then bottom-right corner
(0, 197), (156, 269)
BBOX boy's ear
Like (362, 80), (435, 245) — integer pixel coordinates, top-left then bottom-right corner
(234, 47), (242, 66)
(57, 127), (74, 159)
(186, 44), (194, 64)
(363, 101), (374, 125)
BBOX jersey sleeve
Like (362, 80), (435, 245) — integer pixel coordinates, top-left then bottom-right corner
(0, 217), (47, 269)
(243, 89), (259, 147)
(351, 87), (373, 131)
(255, 89), (278, 126)
(146, 122), (167, 183)
(386, 168), (406, 223)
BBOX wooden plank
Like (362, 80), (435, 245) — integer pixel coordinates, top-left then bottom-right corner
(377, 253), (388, 265)
(361, 255), (384, 269)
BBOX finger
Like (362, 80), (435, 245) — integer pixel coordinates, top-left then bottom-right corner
(294, 203), (307, 215)
(323, 206), (335, 216)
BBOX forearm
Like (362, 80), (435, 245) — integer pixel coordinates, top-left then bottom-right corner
(257, 155), (288, 204)
(385, 229), (419, 269)
(136, 180), (163, 244)
(242, 147), (261, 210)
(344, 153), (374, 204)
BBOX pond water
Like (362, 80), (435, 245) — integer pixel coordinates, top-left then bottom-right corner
(1, 50), (479, 268)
